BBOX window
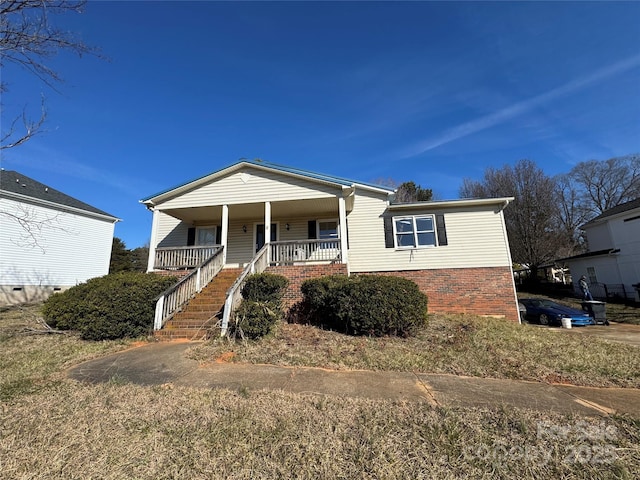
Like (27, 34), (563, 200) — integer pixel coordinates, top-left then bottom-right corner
(587, 267), (597, 284)
(318, 220), (338, 240)
(196, 226), (216, 246)
(393, 215), (436, 248)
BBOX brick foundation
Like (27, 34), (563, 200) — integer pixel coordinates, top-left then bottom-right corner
(267, 263), (348, 307)
(359, 267), (519, 322)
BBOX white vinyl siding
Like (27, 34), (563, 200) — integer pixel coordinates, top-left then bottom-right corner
(158, 167), (340, 209)
(347, 191), (512, 273)
(155, 212), (189, 248)
(0, 198), (115, 287)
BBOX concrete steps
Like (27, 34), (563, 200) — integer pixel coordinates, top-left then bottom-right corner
(154, 268), (242, 341)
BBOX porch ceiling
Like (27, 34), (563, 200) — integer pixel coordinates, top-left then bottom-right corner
(161, 197), (342, 223)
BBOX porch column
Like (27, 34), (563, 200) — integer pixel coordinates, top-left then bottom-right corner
(221, 204), (229, 265)
(338, 195), (349, 268)
(264, 201), (271, 262)
(147, 208), (160, 272)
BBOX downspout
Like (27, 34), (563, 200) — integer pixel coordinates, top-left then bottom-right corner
(499, 200), (521, 324)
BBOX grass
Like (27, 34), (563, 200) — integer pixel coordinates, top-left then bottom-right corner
(0, 304), (131, 401)
(190, 314), (640, 388)
(1, 304), (639, 478)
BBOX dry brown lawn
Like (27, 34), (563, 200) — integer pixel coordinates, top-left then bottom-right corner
(2, 304), (639, 479)
(190, 314), (640, 389)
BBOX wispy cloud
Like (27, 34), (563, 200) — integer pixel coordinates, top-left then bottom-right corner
(402, 54), (640, 158)
(3, 143), (153, 197)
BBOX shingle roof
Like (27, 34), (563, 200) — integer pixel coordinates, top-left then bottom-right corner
(141, 159), (394, 202)
(582, 197), (640, 227)
(0, 169), (118, 219)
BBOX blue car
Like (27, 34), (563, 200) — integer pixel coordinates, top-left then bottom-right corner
(519, 298), (595, 326)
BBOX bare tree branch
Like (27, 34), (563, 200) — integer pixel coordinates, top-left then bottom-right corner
(0, 0), (100, 150)
(0, 202), (69, 252)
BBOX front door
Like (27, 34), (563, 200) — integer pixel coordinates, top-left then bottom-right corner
(255, 223), (277, 252)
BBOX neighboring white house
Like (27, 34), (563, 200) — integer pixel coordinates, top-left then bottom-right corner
(0, 169), (119, 305)
(562, 198), (640, 301)
(141, 160), (520, 322)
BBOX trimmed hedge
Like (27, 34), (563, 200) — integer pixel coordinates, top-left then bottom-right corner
(241, 272), (289, 304)
(233, 301), (280, 340)
(42, 272), (177, 340)
(230, 273), (289, 340)
(300, 275), (350, 331)
(301, 275), (428, 337)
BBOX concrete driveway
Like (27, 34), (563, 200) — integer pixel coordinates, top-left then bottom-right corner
(551, 322), (640, 347)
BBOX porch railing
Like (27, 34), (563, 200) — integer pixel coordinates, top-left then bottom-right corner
(154, 245), (221, 269)
(220, 244), (270, 336)
(153, 246), (224, 330)
(269, 239), (342, 265)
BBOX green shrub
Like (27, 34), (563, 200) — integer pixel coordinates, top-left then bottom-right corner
(300, 275), (350, 331)
(42, 272), (176, 340)
(241, 273), (289, 304)
(231, 301), (279, 340)
(339, 276), (428, 337)
(301, 275), (428, 337)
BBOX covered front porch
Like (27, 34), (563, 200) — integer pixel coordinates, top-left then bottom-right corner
(147, 196), (351, 272)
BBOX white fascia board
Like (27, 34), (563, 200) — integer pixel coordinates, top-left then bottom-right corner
(387, 197), (514, 210)
(1, 190), (121, 223)
(142, 161), (395, 206)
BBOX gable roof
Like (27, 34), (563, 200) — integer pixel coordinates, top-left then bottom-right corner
(0, 169), (119, 221)
(141, 159), (394, 204)
(582, 197), (640, 228)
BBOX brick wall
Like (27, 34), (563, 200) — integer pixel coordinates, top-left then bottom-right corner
(361, 267), (519, 322)
(267, 263), (348, 307)
(267, 264), (518, 322)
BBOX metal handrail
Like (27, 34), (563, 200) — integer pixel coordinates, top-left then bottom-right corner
(220, 244), (270, 335)
(153, 246), (224, 330)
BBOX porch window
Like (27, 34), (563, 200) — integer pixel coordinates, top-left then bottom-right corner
(196, 226), (216, 246)
(393, 215), (436, 248)
(587, 267), (598, 284)
(318, 220), (339, 240)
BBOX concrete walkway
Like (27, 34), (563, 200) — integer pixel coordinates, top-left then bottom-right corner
(67, 342), (640, 417)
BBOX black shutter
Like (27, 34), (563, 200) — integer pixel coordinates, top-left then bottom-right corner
(383, 217), (394, 248)
(308, 220), (317, 239)
(346, 219), (350, 249)
(216, 226), (222, 244)
(436, 214), (448, 246)
(187, 227), (196, 246)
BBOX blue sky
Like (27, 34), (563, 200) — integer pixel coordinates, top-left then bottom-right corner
(2, 1), (639, 248)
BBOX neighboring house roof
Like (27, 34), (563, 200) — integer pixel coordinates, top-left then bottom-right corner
(0, 169), (119, 221)
(141, 159), (395, 204)
(581, 197), (640, 228)
(557, 248), (621, 262)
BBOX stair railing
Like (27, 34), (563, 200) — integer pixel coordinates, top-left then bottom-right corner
(220, 244), (269, 335)
(153, 246), (224, 330)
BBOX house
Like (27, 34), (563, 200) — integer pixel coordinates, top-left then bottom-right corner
(141, 160), (520, 337)
(0, 169), (119, 305)
(561, 198), (640, 302)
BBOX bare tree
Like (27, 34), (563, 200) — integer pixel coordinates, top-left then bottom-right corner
(1, 0), (97, 150)
(460, 159), (563, 279)
(554, 174), (590, 254)
(567, 154), (640, 216)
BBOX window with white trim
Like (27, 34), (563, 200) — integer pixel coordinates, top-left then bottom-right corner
(196, 226), (216, 246)
(393, 215), (437, 248)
